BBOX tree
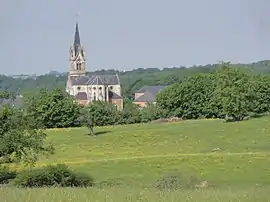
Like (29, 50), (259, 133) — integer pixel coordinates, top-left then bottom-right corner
(0, 105), (54, 165)
(212, 62), (252, 121)
(140, 103), (166, 122)
(83, 101), (121, 127)
(0, 90), (15, 99)
(247, 75), (270, 115)
(79, 106), (95, 135)
(120, 102), (141, 124)
(156, 73), (216, 119)
(25, 88), (81, 128)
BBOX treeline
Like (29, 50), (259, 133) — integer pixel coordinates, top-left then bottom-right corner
(23, 88), (162, 129)
(2, 60), (270, 99)
(2, 62), (270, 130)
(157, 62), (270, 121)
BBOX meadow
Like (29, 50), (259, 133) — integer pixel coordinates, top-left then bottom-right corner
(1, 117), (270, 201)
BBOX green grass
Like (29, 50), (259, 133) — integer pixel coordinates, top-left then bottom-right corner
(1, 187), (270, 202)
(2, 117), (270, 201)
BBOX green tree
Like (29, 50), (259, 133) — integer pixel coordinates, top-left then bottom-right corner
(156, 73), (216, 119)
(120, 102), (141, 124)
(0, 105), (54, 165)
(140, 103), (166, 122)
(79, 106), (95, 135)
(84, 101), (121, 127)
(25, 88), (81, 128)
(0, 90), (15, 99)
(247, 75), (270, 115)
(212, 62), (252, 121)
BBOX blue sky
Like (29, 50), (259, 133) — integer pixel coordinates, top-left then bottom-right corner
(1, 0), (270, 75)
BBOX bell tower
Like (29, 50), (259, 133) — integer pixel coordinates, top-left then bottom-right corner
(68, 22), (86, 77)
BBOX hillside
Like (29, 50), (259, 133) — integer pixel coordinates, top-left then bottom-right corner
(3, 117), (270, 201)
(2, 117), (270, 201)
(35, 117), (270, 186)
(1, 60), (270, 99)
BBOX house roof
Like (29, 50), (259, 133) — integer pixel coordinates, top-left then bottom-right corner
(0, 95), (23, 108)
(136, 85), (168, 94)
(70, 74), (120, 86)
(134, 85), (168, 102)
(134, 91), (156, 102)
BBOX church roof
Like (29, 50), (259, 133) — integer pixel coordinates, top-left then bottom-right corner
(74, 22), (81, 56)
(70, 75), (120, 86)
(109, 91), (122, 99)
(75, 92), (87, 100)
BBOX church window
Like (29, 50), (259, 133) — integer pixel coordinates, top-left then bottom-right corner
(99, 87), (102, 90)
(77, 86), (81, 90)
(110, 86), (113, 90)
(93, 87), (96, 90)
(93, 92), (96, 101)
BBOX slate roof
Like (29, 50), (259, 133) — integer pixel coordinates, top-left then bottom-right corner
(75, 92), (88, 100)
(134, 85), (168, 102)
(74, 22), (81, 56)
(134, 91), (156, 102)
(136, 85), (168, 94)
(70, 74), (120, 86)
(109, 91), (122, 99)
(0, 95), (23, 108)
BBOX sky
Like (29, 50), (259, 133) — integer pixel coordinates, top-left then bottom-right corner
(1, 0), (270, 75)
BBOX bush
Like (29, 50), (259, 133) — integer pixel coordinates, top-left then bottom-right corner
(153, 173), (201, 190)
(0, 166), (17, 184)
(154, 174), (182, 190)
(12, 164), (94, 188)
(97, 179), (124, 188)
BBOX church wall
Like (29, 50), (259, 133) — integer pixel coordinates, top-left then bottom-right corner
(87, 85), (106, 101)
(72, 85), (88, 97)
(109, 85), (121, 96)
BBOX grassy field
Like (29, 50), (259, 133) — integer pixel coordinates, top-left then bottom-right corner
(2, 117), (270, 201)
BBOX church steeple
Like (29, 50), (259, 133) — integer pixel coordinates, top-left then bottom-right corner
(74, 22), (81, 56)
(68, 22), (86, 77)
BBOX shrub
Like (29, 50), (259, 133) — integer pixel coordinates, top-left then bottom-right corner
(154, 174), (182, 190)
(97, 179), (124, 188)
(12, 164), (94, 188)
(0, 166), (17, 184)
(153, 173), (201, 190)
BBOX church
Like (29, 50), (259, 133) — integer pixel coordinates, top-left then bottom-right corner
(66, 23), (123, 110)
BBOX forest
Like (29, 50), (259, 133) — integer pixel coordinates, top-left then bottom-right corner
(1, 60), (270, 99)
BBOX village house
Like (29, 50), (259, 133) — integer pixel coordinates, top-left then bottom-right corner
(133, 85), (168, 107)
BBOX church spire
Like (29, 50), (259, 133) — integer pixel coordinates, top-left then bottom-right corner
(74, 22), (81, 55)
(68, 22), (86, 77)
